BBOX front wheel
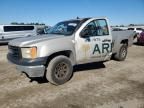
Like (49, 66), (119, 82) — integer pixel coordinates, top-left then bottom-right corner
(114, 44), (128, 61)
(46, 56), (73, 85)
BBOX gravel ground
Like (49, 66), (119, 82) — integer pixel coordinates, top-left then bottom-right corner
(0, 44), (144, 108)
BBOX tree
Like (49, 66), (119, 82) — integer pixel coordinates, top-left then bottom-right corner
(120, 25), (124, 27)
(11, 22), (18, 25)
(129, 24), (135, 26)
(10, 22), (46, 25)
(19, 22), (24, 25)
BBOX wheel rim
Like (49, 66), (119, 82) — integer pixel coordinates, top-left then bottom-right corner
(54, 62), (68, 80)
(121, 47), (127, 58)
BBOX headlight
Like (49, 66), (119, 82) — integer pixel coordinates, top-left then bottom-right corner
(21, 47), (37, 59)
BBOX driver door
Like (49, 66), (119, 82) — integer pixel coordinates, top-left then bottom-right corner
(75, 19), (112, 64)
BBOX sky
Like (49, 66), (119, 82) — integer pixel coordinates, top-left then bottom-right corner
(0, 0), (144, 26)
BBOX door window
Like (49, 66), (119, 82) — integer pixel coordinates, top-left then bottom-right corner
(136, 28), (143, 30)
(94, 19), (109, 36)
(81, 19), (109, 37)
(81, 21), (97, 36)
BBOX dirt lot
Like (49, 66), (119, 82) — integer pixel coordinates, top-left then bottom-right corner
(0, 44), (144, 108)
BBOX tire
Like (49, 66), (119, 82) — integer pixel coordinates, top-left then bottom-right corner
(114, 44), (128, 61)
(46, 56), (73, 85)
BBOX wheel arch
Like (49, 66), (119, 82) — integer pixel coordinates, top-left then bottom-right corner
(45, 50), (75, 67)
(120, 39), (128, 45)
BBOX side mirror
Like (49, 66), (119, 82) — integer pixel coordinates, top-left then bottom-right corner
(80, 29), (89, 38)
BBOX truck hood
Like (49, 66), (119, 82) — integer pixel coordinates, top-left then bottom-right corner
(9, 34), (65, 47)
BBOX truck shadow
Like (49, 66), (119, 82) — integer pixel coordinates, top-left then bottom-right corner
(133, 43), (144, 46)
(29, 77), (49, 84)
(29, 62), (106, 84)
(0, 43), (8, 46)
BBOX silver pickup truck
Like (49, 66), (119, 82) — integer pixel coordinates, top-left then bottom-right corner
(7, 17), (135, 85)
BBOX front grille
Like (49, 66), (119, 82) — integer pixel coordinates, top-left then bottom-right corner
(8, 45), (21, 58)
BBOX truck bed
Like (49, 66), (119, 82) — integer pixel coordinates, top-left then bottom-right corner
(112, 30), (135, 53)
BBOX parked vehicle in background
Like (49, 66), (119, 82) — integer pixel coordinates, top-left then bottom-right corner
(128, 27), (143, 34)
(137, 29), (144, 45)
(112, 27), (127, 31)
(7, 17), (135, 85)
(128, 27), (144, 40)
(0, 25), (37, 43)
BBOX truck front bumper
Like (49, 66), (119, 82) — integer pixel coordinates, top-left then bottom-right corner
(16, 65), (45, 77)
(7, 53), (47, 77)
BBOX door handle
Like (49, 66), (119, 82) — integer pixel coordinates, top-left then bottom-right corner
(102, 39), (111, 42)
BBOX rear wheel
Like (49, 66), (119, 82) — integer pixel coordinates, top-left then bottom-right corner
(46, 56), (73, 85)
(114, 44), (128, 61)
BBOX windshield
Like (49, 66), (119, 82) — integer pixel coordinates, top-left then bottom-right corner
(48, 20), (80, 35)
